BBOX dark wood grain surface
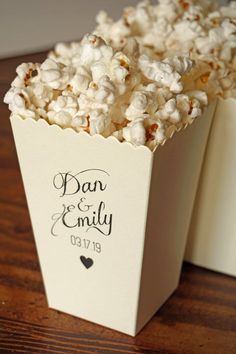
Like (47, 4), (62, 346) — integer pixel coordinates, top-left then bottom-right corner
(0, 52), (236, 354)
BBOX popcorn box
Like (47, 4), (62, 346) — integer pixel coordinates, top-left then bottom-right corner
(185, 99), (236, 277)
(10, 101), (215, 336)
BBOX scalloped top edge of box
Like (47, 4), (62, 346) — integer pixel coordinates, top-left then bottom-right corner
(10, 114), (155, 156)
(10, 97), (229, 155)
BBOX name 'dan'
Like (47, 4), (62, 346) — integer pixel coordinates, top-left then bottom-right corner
(53, 170), (109, 197)
(51, 170), (113, 237)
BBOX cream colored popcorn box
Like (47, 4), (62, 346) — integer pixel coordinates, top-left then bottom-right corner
(185, 98), (236, 277)
(10, 102), (215, 336)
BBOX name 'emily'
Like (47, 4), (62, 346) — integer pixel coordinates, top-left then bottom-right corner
(51, 201), (112, 237)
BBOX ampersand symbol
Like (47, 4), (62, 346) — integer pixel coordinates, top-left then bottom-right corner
(78, 197), (93, 212)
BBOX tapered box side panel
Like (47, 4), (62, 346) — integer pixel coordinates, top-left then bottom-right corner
(185, 99), (236, 276)
(136, 101), (216, 333)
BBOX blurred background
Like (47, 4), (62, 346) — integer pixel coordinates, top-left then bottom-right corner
(0, 0), (229, 59)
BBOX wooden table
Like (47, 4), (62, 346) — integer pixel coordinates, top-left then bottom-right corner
(0, 52), (236, 354)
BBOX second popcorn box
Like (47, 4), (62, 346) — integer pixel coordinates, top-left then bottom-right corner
(10, 100), (215, 335)
(185, 98), (236, 277)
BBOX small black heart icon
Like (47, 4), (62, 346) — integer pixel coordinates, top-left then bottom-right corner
(80, 256), (93, 269)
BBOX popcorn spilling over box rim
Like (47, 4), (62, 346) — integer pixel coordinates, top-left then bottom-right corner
(4, 0), (236, 336)
(4, 34), (209, 152)
(5, 0), (236, 149)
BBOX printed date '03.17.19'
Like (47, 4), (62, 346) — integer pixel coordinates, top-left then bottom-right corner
(70, 235), (102, 253)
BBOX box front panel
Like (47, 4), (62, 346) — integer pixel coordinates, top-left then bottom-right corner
(10, 115), (153, 335)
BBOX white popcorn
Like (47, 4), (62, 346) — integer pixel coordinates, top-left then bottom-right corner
(110, 52), (131, 94)
(123, 118), (146, 146)
(10, 62), (39, 88)
(183, 5), (203, 22)
(95, 76), (116, 104)
(122, 37), (140, 59)
(49, 42), (82, 66)
(162, 98), (181, 123)
(125, 91), (149, 121)
(166, 20), (204, 53)
(91, 0), (236, 101)
(49, 1), (236, 144)
(155, 87), (173, 106)
(155, 105), (180, 124)
(48, 94), (78, 114)
(40, 58), (75, 90)
(186, 90), (208, 106)
(195, 29), (221, 56)
(70, 66), (91, 94)
(154, 0), (180, 24)
(154, 124), (166, 145)
(139, 55), (188, 93)
(123, 1), (153, 36)
(142, 18), (172, 54)
(77, 76), (116, 119)
(51, 111), (72, 128)
(91, 62), (108, 83)
(80, 34), (113, 65)
(31, 83), (54, 108)
(71, 115), (89, 132)
(8, 0), (229, 152)
(176, 94), (203, 124)
(195, 18), (236, 62)
(89, 110), (111, 135)
(164, 56), (193, 75)
(164, 98), (176, 114)
(95, 11), (131, 47)
(4, 87), (36, 119)
(144, 117), (166, 145)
